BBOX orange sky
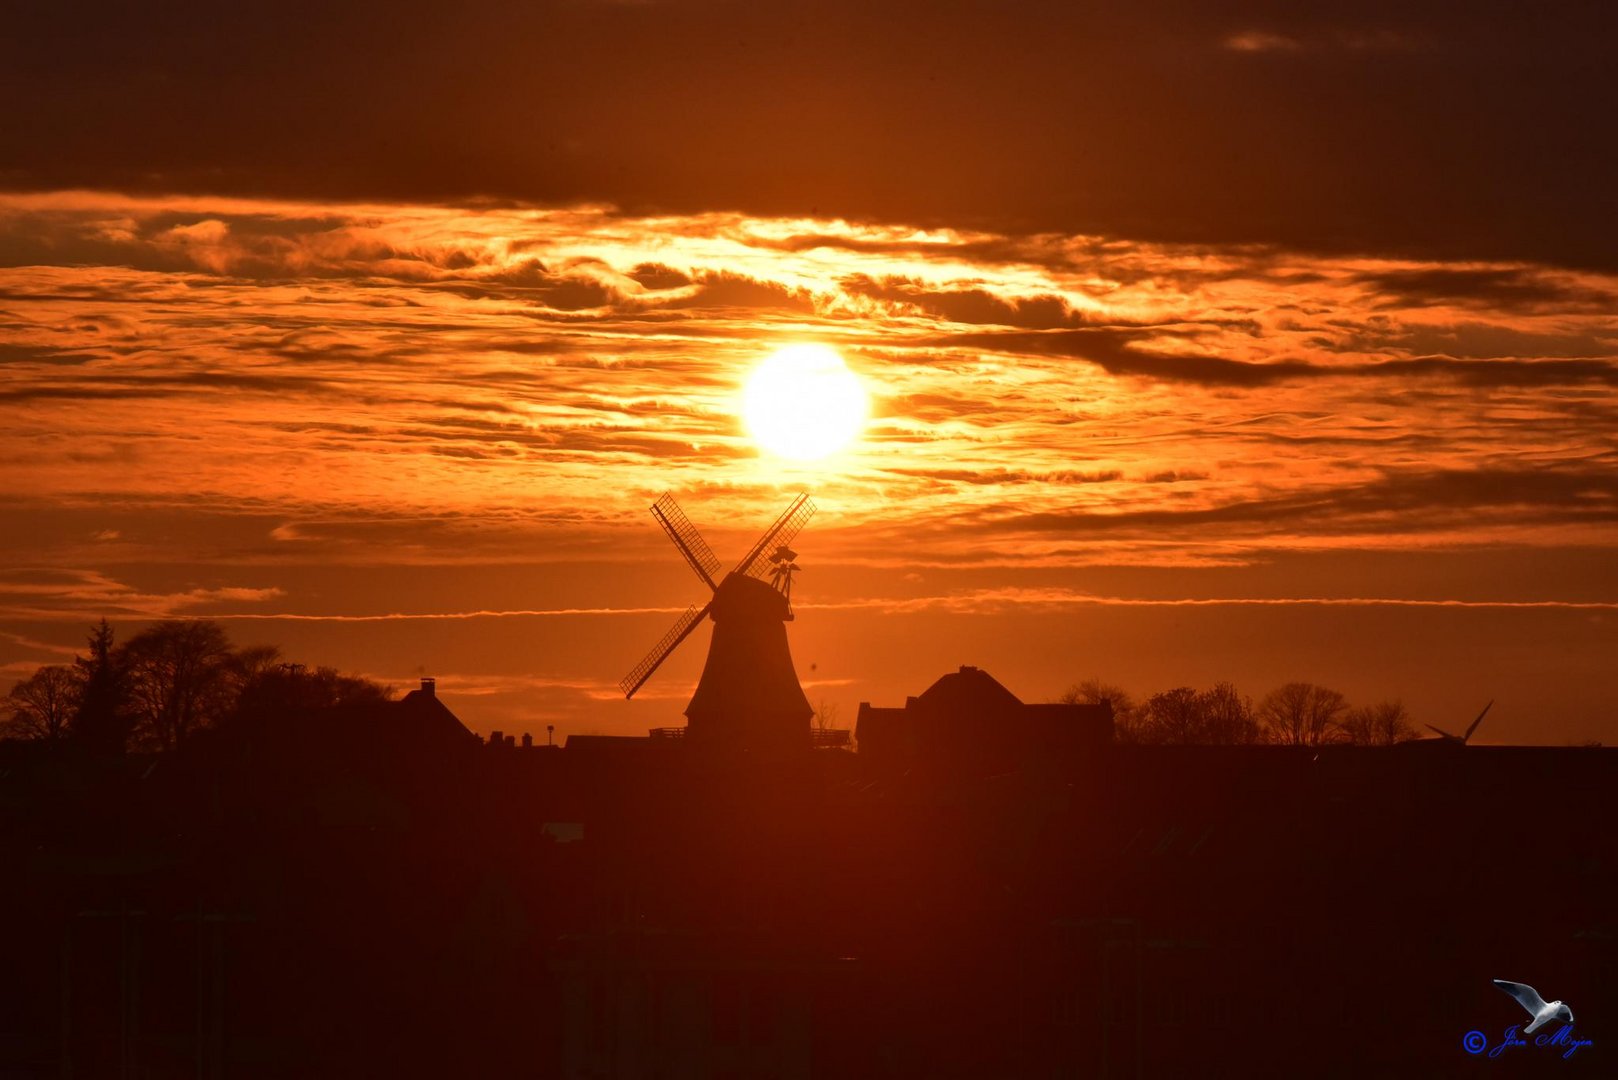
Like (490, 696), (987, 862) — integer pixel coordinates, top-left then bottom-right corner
(4, 3), (1616, 742)
(3, 190), (1615, 742)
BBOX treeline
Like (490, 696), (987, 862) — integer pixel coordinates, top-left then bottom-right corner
(3, 618), (391, 753)
(1059, 678), (1419, 747)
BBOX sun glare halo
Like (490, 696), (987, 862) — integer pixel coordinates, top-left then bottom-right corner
(742, 344), (869, 461)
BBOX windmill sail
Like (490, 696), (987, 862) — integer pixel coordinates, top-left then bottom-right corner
(620, 602), (712, 698)
(650, 493), (721, 590)
(731, 493), (816, 583)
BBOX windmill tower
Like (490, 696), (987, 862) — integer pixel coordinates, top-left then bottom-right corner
(620, 492), (817, 751)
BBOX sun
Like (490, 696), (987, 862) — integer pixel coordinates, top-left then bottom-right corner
(742, 344), (869, 461)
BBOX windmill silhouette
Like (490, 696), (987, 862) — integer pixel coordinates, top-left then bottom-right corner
(620, 492), (816, 751)
(1425, 700), (1493, 744)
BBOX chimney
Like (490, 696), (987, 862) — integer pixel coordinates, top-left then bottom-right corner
(420, 677), (436, 697)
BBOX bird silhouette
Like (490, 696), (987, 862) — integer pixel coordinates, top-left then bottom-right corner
(1493, 979), (1574, 1034)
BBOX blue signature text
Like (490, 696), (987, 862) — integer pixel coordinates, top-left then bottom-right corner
(1468, 1024), (1593, 1060)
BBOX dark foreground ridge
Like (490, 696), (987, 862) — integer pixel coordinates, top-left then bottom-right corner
(3, 669), (1614, 1078)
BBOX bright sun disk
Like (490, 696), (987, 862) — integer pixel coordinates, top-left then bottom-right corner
(742, 344), (869, 461)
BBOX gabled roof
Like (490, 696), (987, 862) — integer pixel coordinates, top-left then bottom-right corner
(916, 665), (1024, 714)
(394, 683), (480, 747)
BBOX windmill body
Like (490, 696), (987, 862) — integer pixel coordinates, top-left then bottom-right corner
(621, 493), (817, 753)
(685, 572), (811, 750)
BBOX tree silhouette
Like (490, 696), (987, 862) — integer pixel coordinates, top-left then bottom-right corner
(9, 618), (391, 752)
(232, 661), (392, 726)
(121, 620), (252, 751)
(813, 698), (840, 732)
(812, 698), (854, 750)
(1137, 686), (1201, 744)
(1056, 677), (1140, 739)
(72, 618), (132, 752)
(1062, 674), (1434, 749)
(1057, 678), (1133, 710)
(1340, 700), (1418, 745)
(1130, 682), (1263, 745)
(4, 664), (80, 741)
(1258, 683), (1348, 747)
(236, 643), (284, 683)
(1196, 681), (1264, 745)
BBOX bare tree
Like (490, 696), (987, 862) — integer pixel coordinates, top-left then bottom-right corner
(1137, 686), (1201, 744)
(1340, 700), (1418, 745)
(1259, 683), (1348, 747)
(4, 665), (81, 740)
(1131, 683), (1263, 745)
(1057, 677), (1139, 740)
(1198, 681), (1263, 745)
(235, 643), (284, 685)
(1057, 678), (1134, 711)
(812, 697), (857, 750)
(120, 620), (246, 751)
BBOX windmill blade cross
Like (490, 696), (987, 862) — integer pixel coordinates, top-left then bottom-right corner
(732, 493), (816, 582)
(651, 493), (721, 590)
(620, 601), (713, 698)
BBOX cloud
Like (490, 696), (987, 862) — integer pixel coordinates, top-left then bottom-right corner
(1222, 30), (1302, 53)
(104, 592), (1618, 626)
(842, 275), (1086, 329)
(207, 606), (687, 622)
(628, 262), (690, 290)
(884, 467), (1124, 486)
(0, 190), (1613, 593)
(1221, 26), (1417, 55)
(0, 370), (341, 404)
(925, 328), (1319, 386)
(0, 629), (80, 660)
(983, 468), (1618, 537)
(5, 3), (1611, 269)
(1352, 267), (1616, 313)
(0, 568), (284, 621)
(800, 589), (1618, 616)
(1362, 357), (1618, 388)
(677, 271), (817, 312)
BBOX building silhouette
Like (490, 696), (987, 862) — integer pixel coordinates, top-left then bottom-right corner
(857, 664), (1114, 773)
(620, 493), (818, 754)
(3, 667), (1615, 1078)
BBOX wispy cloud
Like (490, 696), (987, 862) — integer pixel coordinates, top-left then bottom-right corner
(0, 568), (284, 621)
(51, 591), (1615, 628)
